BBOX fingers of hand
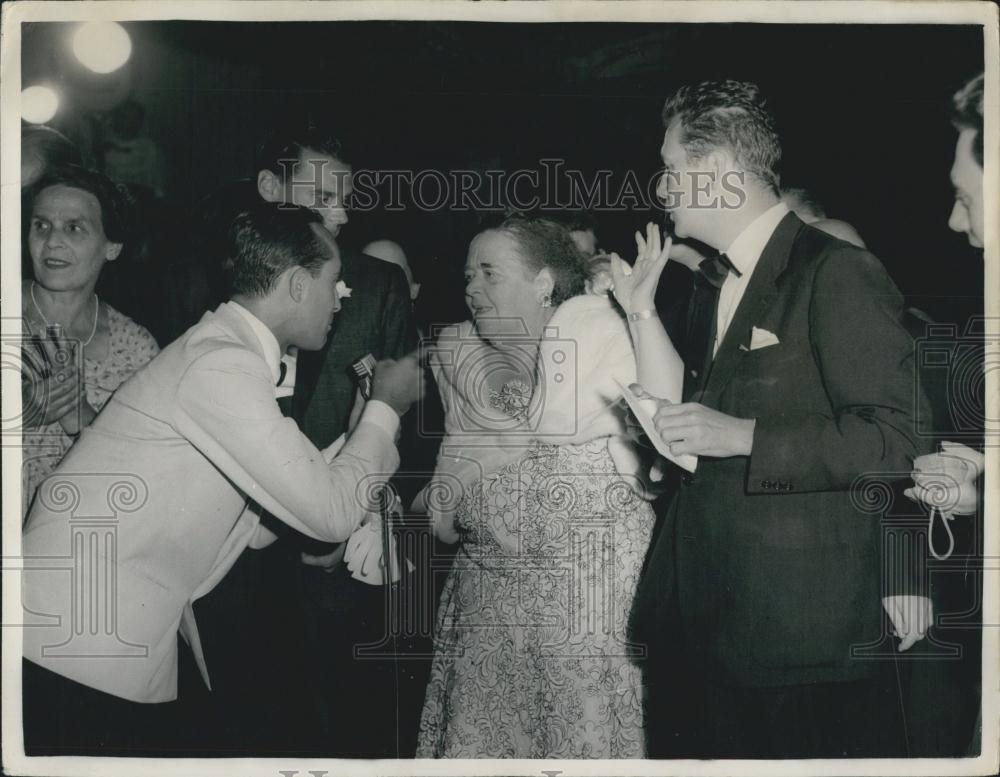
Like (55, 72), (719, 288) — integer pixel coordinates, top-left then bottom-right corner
(611, 252), (632, 280)
(648, 222), (662, 258)
(655, 421), (699, 448)
(627, 382), (653, 400)
(653, 401), (695, 424)
(634, 230), (647, 259)
(892, 598), (905, 631)
(918, 599), (933, 636)
(660, 234), (673, 262)
(609, 253), (627, 283)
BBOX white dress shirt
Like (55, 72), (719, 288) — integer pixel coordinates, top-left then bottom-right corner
(714, 202), (790, 356)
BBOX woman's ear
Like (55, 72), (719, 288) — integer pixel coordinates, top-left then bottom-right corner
(534, 266), (555, 302)
(105, 242), (123, 262)
(257, 169), (282, 202)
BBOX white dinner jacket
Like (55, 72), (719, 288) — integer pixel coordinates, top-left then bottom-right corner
(21, 302), (399, 703)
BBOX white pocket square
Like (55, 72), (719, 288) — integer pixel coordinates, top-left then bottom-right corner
(748, 326), (780, 351)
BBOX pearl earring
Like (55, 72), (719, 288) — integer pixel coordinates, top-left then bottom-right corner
(541, 293), (552, 308)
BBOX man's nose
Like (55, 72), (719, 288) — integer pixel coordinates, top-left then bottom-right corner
(948, 201), (968, 235)
(656, 174), (670, 205)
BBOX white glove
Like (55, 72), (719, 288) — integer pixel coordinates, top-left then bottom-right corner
(882, 595), (933, 652)
(905, 441), (984, 516)
(343, 495), (414, 585)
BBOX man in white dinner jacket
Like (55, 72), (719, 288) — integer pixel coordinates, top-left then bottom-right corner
(20, 202), (422, 754)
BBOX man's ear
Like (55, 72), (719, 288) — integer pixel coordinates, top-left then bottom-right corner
(287, 266), (312, 303)
(699, 150), (726, 194)
(257, 169), (282, 203)
(105, 242), (123, 262)
(533, 267), (555, 302)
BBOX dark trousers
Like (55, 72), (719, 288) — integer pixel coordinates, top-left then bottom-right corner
(193, 540), (322, 755)
(899, 519), (983, 756)
(693, 672), (907, 758)
(298, 566), (404, 757)
(644, 637), (907, 758)
(22, 641), (207, 757)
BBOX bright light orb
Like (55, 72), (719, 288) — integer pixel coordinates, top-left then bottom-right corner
(21, 85), (60, 124)
(72, 21), (132, 74)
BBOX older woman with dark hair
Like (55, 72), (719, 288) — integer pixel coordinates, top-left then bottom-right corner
(415, 215), (684, 757)
(21, 166), (159, 516)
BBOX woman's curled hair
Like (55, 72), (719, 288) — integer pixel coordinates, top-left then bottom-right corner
(493, 214), (588, 305)
(27, 165), (134, 244)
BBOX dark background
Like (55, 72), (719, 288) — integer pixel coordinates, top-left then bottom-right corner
(23, 20), (985, 335)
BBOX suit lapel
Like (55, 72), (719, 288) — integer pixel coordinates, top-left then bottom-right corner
(293, 248), (365, 418)
(697, 213), (803, 402)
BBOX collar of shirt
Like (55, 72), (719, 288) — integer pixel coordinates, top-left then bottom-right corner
(723, 201), (790, 277)
(227, 301), (283, 386)
(713, 201), (789, 356)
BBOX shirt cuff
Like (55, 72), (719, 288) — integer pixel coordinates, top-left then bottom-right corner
(359, 399), (400, 439)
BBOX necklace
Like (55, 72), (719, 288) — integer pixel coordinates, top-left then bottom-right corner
(30, 281), (99, 346)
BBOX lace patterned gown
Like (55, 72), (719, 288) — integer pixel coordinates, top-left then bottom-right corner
(416, 385), (655, 758)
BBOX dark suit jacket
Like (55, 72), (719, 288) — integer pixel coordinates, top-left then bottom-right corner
(290, 246), (414, 563)
(294, 247), (414, 442)
(636, 213), (931, 688)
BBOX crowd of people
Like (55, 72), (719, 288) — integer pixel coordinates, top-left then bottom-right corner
(18, 72), (987, 760)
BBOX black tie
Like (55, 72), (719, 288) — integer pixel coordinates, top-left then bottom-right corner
(684, 253), (740, 394)
(697, 251), (742, 289)
(276, 360), (293, 416)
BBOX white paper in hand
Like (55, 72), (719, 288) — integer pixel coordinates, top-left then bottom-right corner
(615, 378), (697, 473)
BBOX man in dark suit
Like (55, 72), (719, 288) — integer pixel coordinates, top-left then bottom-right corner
(255, 126), (416, 756)
(900, 72), (987, 757)
(635, 80), (932, 758)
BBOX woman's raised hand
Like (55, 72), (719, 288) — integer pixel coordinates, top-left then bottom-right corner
(610, 222), (672, 315)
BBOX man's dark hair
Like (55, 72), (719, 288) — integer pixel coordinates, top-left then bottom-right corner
(226, 203), (330, 296)
(255, 123), (350, 180)
(662, 79), (782, 192)
(951, 72), (984, 167)
(28, 165), (134, 243)
(491, 214), (588, 305)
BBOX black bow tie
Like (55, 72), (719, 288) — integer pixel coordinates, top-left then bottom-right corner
(276, 360), (287, 387)
(696, 252), (742, 290)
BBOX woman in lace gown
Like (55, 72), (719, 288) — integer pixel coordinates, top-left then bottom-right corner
(21, 166), (159, 517)
(415, 217), (683, 758)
